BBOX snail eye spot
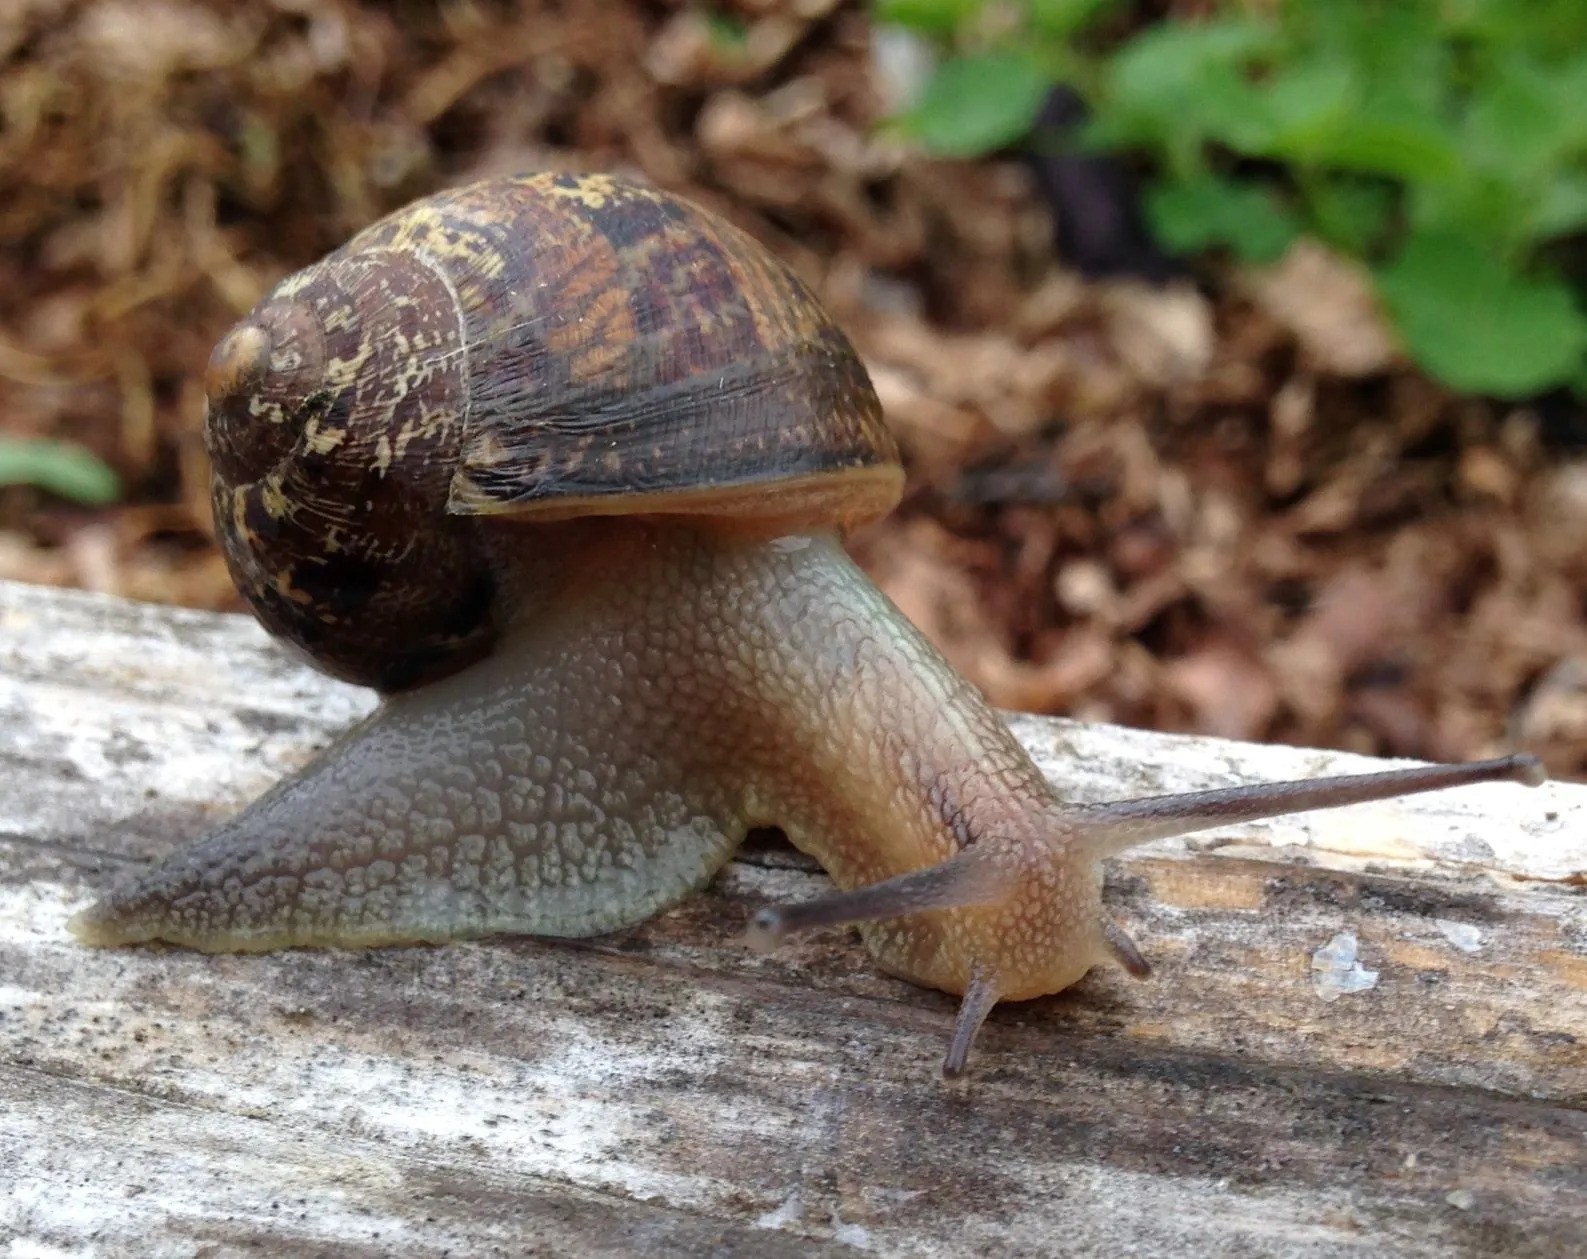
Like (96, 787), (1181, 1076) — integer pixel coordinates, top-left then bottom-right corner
(206, 324), (273, 407)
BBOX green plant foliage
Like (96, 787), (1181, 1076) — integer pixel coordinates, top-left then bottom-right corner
(1376, 230), (1587, 396)
(1146, 174), (1298, 264)
(1027, 0), (1120, 42)
(876, 0), (1587, 398)
(1084, 18), (1279, 168)
(893, 50), (1055, 157)
(875, 0), (986, 38)
(0, 438), (122, 505)
(1304, 177), (1395, 256)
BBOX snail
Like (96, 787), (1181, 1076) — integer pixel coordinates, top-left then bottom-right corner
(69, 171), (1544, 1079)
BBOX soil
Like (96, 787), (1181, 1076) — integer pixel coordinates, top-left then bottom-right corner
(3, 0), (1585, 778)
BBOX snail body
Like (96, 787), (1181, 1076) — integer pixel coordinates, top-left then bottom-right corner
(71, 172), (1543, 1078)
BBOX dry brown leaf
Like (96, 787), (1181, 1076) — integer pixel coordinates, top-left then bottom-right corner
(1240, 239), (1398, 378)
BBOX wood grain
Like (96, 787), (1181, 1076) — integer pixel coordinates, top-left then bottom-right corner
(2, 578), (1583, 1257)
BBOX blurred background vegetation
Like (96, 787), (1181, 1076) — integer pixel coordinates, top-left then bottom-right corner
(2, 0), (1586, 777)
(887, 0), (1587, 398)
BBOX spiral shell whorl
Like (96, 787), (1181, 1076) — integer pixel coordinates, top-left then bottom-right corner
(206, 240), (494, 693)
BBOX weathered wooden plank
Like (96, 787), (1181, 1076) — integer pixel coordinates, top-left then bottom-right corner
(2, 1068), (844, 1259)
(2, 577), (1584, 1257)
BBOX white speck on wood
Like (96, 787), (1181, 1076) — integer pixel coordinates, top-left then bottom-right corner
(1435, 919), (1484, 953)
(754, 1190), (805, 1230)
(831, 1217), (874, 1250)
(1311, 931), (1379, 1002)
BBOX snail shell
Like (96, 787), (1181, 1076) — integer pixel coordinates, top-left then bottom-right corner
(204, 171), (902, 692)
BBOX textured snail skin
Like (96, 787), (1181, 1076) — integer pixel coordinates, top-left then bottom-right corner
(70, 523), (1097, 993)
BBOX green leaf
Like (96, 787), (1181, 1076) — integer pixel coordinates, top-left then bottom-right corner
(874, 0), (984, 37)
(0, 438), (122, 505)
(1105, 16), (1275, 101)
(1375, 229), (1587, 397)
(1097, 17), (1277, 161)
(1246, 57), (1358, 159)
(1304, 177), (1396, 257)
(896, 51), (1052, 157)
(1530, 172), (1587, 238)
(1406, 171), (1540, 258)
(1302, 116), (1464, 183)
(1445, 0), (1587, 54)
(1027, 0), (1121, 41)
(1466, 53), (1587, 178)
(1146, 174), (1300, 265)
(1312, 4), (1450, 119)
